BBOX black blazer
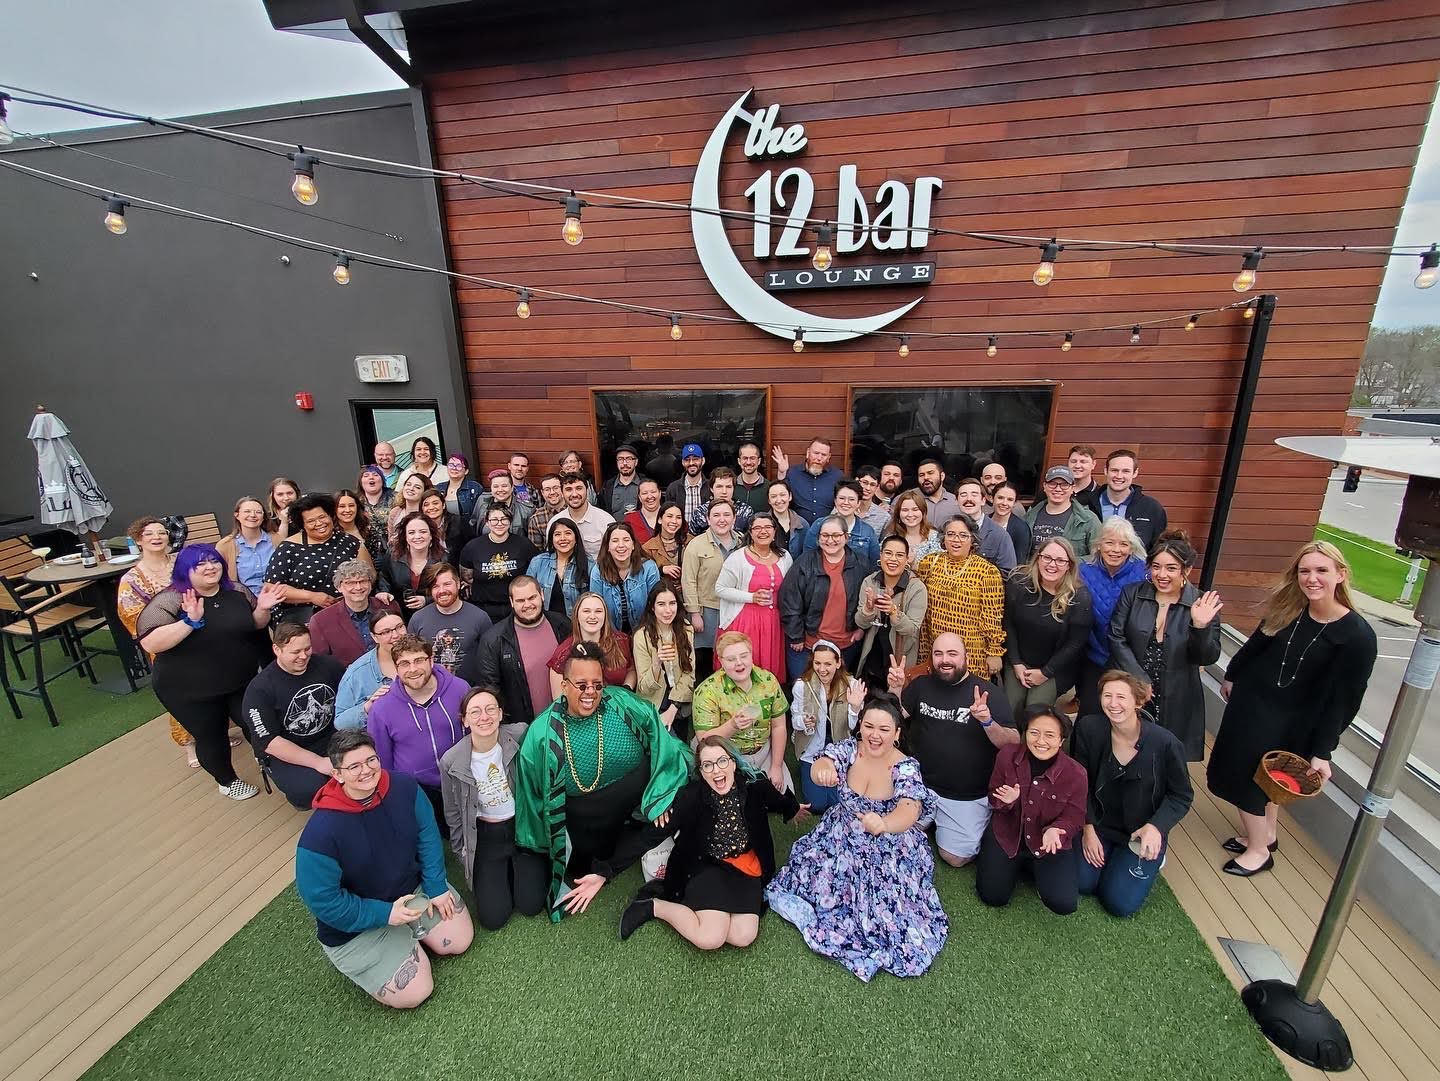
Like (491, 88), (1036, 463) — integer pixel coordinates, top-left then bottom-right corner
(1070, 713), (1194, 842)
(469, 612), (572, 723)
(662, 775), (801, 904)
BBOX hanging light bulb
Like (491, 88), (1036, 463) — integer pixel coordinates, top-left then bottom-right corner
(898, 335), (910, 358)
(1130, 325), (1142, 344)
(812, 223), (833, 271)
(1032, 241), (1060, 286)
(562, 193), (584, 246)
(1243, 300), (1256, 320)
(986, 335), (998, 358)
(1416, 244), (1440, 290)
(332, 253), (351, 285)
(0, 96), (14, 146)
(103, 196), (128, 235)
(290, 153), (318, 206)
(670, 315), (683, 341)
(1185, 314), (1198, 331)
(515, 289), (531, 319)
(1232, 248), (1263, 292)
(1060, 331), (1073, 352)
(793, 328), (805, 353)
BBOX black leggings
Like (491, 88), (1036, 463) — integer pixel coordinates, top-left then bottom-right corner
(472, 818), (547, 930)
(974, 828), (1078, 915)
(159, 687), (246, 786)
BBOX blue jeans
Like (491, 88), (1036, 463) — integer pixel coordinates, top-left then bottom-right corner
(800, 764), (841, 814)
(1075, 836), (1165, 917)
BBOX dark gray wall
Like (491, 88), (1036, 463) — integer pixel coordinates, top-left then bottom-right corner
(0, 90), (470, 533)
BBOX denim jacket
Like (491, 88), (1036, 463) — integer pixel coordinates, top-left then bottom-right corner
(526, 552), (583, 616)
(590, 560), (661, 634)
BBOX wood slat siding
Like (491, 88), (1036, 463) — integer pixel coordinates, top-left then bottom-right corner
(414, 0), (1440, 621)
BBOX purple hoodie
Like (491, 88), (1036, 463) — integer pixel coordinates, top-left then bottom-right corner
(366, 666), (469, 788)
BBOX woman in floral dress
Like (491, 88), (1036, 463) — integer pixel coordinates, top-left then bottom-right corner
(766, 698), (948, 981)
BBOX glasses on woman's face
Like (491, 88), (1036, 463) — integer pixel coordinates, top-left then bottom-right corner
(564, 678), (605, 693)
(338, 755), (380, 776)
(699, 757), (735, 773)
(375, 622), (406, 638)
(1038, 555), (1070, 567)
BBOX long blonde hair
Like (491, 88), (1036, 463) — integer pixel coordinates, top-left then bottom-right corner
(1260, 540), (1354, 631)
(1017, 537), (1080, 620)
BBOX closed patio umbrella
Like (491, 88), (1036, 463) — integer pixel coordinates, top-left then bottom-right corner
(28, 406), (112, 541)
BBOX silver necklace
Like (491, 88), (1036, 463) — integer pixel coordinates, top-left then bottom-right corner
(1276, 611), (1335, 688)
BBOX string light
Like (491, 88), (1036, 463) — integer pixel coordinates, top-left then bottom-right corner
(562, 193), (584, 246)
(515, 288), (531, 319)
(986, 335), (998, 358)
(793, 328), (805, 353)
(1233, 248), (1263, 292)
(332, 252), (351, 285)
(898, 335), (910, 358)
(1185, 314), (1198, 331)
(1060, 331), (1073, 352)
(1243, 300), (1256, 320)
(289, 152), (318, 206)
(102, 196), (128, 235)
(1032, 241), (1060, 286)
(1130, 325), (1142, 344)
(0, 95), (13, 146)
(1416, 244), (1440, 290)
(670, 314), (683, 341)
(812, 223), (833, 271)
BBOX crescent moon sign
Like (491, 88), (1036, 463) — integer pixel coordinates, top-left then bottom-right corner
(690, 90), (922, 343)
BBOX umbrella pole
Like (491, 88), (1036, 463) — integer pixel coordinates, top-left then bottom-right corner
(1242, 563), (1440, 1070)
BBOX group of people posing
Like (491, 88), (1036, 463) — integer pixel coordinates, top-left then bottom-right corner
(114, 435), (1378, 1002)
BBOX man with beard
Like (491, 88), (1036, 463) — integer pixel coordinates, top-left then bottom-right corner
(955, 478), (1017, 572)
(470, 575), (570, 724)
(553, 473), (616, 561)
(244, 622), (347, 808)
(879, 461), (905, 502)
(734, 442), (770, 516)
(772, 438), (843, 523)
(979, 461), (1007, 506)
(374, 442), (400, 489)
(513, 643), (690, 921)
(406, 565), (492, 676)
(664, 443), (711, 525)
(915, 458), (961, 526)
(508, 452), (539, 507)
(888, 633), (1016, 867)
(600, 444), (643, 519)
(526, 473), (566, 547)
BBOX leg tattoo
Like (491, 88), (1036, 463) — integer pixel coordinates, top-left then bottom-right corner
(393, 947), (421, 991)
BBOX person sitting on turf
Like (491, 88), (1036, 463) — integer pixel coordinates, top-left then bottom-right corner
(512, 642), (691, 922)
(620, 734), (806, 946)
(295, 728), (473, 1008)
(244, 622), (346, 809)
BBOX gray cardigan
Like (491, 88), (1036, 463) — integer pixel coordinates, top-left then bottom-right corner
(854, 569), (928, 673)
(438, 723), (527, 868)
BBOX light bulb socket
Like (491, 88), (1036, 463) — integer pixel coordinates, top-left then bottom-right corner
(898, 335), (910, 357)
(1130, 325), (1142, 343)
(333, 252), (352, 284)
(1240, 248), (1263, 272)
(290, 152), (317, 180)
(670, 314), (683, 340)
(1422, 245), (1440, 271)
(1039, 241), (1061, 263)
(105, 196), (128, 217)
(1185, 314), (1198, 330)
(564, 193), (583, 220)
(793, 328), (805, 352)
(1061, 331), (1074, 351)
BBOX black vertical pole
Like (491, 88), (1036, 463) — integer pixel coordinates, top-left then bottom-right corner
(1199, 293), (1277, 590)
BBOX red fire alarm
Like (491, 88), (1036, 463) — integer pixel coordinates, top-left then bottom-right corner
(295, 391), (315, 411)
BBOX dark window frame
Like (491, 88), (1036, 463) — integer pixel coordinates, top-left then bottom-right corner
(349, 399), (447, 471)
(588, 385), (771, 485)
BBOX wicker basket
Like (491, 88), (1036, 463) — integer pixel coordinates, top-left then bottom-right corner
(1254, 750), (1324, 806)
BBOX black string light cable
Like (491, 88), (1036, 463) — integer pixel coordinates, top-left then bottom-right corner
(5, 84), (1440, 286)
(0, 154), (1262, 349)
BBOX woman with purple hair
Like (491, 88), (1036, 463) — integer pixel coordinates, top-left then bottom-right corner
(136, 544), (285, 800)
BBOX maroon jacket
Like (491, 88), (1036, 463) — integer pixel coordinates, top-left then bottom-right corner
(986, 743), (1088, 858)
(306, 597), (400, 668)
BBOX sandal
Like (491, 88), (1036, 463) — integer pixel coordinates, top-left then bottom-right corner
(185, 745), (201, 769)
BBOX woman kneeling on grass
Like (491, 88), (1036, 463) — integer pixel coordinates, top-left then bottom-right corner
(619, 734), (806, 946)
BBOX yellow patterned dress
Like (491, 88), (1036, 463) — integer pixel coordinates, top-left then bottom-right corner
(116, 559), (189, 746)
(915, 552), (1006, 671)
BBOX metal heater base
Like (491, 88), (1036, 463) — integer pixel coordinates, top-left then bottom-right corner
(1242, 980), (1354, 1072)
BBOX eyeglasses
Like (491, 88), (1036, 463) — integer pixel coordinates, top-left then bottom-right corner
(338, 755), (380, 776)
(1038, 555), (1071, 566)
(699, 757), (735, 773)
(564, 678), (605, 693)
(818, 532), (845, 540)
(374, 623), (406, 637)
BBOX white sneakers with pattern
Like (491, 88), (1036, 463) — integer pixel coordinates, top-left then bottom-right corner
(219, 780), (260, 801)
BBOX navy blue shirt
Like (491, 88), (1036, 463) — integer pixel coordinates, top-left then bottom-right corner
(785, 465), (843, 523)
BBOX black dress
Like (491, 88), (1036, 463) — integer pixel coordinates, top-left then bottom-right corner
(136, 587), (267, 704)
(1206, 609), (1377, 815)
(263, 532), (361, 626)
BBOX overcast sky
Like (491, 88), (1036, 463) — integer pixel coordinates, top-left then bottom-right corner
(3, 0), (1437, 328)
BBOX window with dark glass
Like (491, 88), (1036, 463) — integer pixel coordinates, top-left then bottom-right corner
(592, 388), (768, 485)
(849, 385), (1054, 498)
(351, 401), (444, 469)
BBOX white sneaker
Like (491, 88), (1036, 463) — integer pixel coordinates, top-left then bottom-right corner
(219, 780), (260, 801)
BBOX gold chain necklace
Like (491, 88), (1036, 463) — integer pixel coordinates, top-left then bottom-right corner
(561, 711), (605, 793)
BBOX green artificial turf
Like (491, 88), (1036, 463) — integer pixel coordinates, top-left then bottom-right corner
(84, 825), (1287, 1081)
(1315, 523), (1426, 605)
(0, 644), (162, 798)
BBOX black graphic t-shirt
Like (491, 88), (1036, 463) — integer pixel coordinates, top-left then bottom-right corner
(901, 673), (1016, 801)
(243, 655), (346, 756)
(460, 533), (539, 620)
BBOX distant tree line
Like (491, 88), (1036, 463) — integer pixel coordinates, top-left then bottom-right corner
(1354, 326), (1440, 407)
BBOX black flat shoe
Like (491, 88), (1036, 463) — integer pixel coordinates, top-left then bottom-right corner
(1223, 855), (1275, 877)
(1222, 837), (1279, 855)
(619, 897), (655, 941)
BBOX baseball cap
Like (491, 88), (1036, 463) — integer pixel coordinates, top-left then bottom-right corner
(1044, 465), (1075, 484)
(681, 443), (704, 459)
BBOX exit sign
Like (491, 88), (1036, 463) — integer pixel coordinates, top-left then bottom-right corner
(355, 355), (410, 383)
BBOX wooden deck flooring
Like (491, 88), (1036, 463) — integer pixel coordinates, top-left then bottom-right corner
(1, 716), (1437, 1081)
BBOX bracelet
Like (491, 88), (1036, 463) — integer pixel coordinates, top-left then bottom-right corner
(978, 717), (993, 727)
(181, 615), (205, 630)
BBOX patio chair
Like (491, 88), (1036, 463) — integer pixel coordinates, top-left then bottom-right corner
(0, 577), (103, 726)
(184, 514), (222, 546)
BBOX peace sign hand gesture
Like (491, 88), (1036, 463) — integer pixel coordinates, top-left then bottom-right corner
(886, 654), (907, 695)
(1190, 590), (1224, 629)
(970, 685), (991, 723)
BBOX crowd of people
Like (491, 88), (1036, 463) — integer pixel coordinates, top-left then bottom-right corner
(120, 435), (1378, 1000)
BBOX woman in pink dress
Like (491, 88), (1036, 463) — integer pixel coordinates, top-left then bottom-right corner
(715, 512), (793, 680)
